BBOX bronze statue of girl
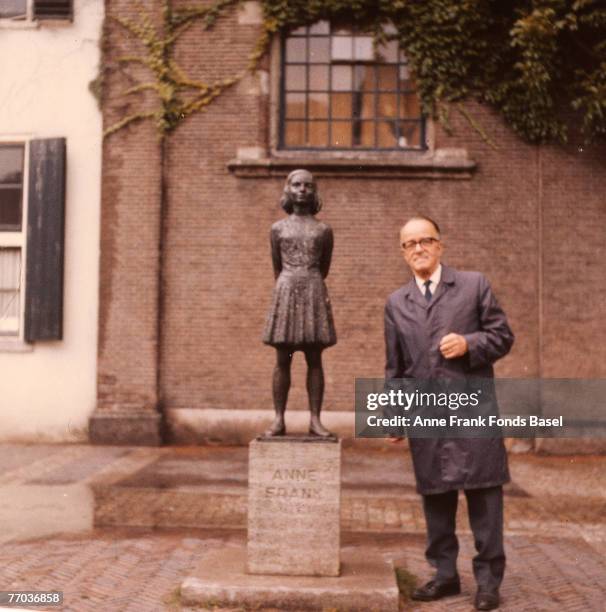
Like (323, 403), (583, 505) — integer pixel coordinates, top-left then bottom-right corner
(262, 169), (336, 438)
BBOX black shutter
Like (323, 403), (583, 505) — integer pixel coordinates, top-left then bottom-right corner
(33, 0), (72, 20)
(24, 138), (66, 342)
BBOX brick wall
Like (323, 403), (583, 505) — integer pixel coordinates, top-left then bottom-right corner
(96, 1), (606, 433)
(96, 0), (163, 415)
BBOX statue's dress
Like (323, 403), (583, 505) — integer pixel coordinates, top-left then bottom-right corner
(263, 215), (337, 348)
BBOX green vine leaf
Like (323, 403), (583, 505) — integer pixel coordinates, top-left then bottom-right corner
(104, 0), (244, 138)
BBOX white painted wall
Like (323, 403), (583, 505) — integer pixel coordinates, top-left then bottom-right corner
(0, 0), (104, 440)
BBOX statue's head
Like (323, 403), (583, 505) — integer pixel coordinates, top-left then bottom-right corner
(280, 169), (322, 215)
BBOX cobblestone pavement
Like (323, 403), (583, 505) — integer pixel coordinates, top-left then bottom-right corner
(0, 443), (604, 611)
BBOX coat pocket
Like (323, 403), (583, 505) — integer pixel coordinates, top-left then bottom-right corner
(439, 441), (471, 483)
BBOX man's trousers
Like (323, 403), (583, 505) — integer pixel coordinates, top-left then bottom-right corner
(421, 485), (505, 591)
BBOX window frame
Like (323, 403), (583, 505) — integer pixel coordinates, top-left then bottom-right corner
(277, 21), (427, 153)
(231, 22), (476, 177)
(0, 138), (30, 341)
(0, 0), (32, 21)
(0, 0), (73, 24)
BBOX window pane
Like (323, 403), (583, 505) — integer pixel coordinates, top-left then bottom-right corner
(331, 93), (352, 119)
(354, 65), (373, 91)
(309, 93), (328, 119)
(376, 65), (398, 90)
(377, 120), (399, 148)
(309, 65), (329, 90)
(354, 120), (375, 147)
(396, 121), (423, 148)
(353, 91), (374, 119)
(286, 38), (306, 63)
(400, 92), (422, 119)
(378, 120), (423, 148)
(0, 145), (24, 184)
(399, 65), (414, 89)
(309, 20), (329, 34)
(309, 37), (329, 63)
(331, 65), (352, 91)
(332, 25), (352, 36)
(331, 37), (352, 61)
(285, 65), (306, 91)
(331, 122), (352, 148)
(354, 37), (373, 61)
(0, 188), (23, 230)
(377, 93), (397, 118)
(285, 93), (306, 118)
(284, 121), (306, 147)
(378, 40), (399, 63)
(308, 122), (328, 147)
(0, 248), (20, 336)
(0, 0), (26, 18)
(0, 145), (23, 231)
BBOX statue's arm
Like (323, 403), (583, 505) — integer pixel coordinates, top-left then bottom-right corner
(270, 227), (282, 279)
(320, 226), (333, 279)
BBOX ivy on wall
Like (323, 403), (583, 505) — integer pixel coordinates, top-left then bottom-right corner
(257, 0), (606, 145)
(104, 0), (606, 145)
(104, 0), (242, 137)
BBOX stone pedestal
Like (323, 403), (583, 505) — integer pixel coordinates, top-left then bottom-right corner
(247, 436), (341, 576)
(181, 544), (399, 611)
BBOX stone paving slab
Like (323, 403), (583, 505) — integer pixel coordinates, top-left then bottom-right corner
(0, 444), (65, 476)
(26, 447), (129, 485)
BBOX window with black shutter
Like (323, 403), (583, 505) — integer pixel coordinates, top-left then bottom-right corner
(0, 138), (66, 343)
(33, 0), (72, 20)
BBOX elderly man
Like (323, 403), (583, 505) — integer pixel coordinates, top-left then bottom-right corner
(384, 216), (514, 611)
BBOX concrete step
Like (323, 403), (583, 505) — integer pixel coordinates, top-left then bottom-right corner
(90, 444), (529, 532)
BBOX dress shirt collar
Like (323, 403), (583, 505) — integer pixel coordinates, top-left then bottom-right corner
(414, 264), (442, 295)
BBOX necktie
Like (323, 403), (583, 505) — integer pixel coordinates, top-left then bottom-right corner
(424, 279), (432, 302)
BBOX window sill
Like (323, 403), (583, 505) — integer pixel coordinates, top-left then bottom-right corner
(0, 18), (72, 29)
(0, 19), (39, 29)
(0, 338), (33, 353)
(227, 148), (476, 179)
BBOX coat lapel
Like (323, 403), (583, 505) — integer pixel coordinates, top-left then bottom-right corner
(427, 264), (456, 310)
(403, 278), (428, 310)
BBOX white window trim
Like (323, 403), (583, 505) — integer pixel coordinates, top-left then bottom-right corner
(0, 136), (31, 346)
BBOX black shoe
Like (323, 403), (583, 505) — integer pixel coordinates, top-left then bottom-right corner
(411, 578), (461, 601)
(474, 588), (500, 610)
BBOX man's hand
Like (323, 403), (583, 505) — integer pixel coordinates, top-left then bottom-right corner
(387, 437), (404, 444)
(439, 333), (468, 359)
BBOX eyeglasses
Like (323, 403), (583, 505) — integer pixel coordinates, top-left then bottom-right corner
(401, 237), (440, 252)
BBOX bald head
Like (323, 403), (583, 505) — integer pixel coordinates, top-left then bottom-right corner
(400, 215), (441, 237)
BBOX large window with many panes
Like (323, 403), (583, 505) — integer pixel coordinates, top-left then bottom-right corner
(280, 21), (425, 151)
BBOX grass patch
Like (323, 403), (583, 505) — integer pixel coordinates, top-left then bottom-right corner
(394, 565), (418, 602)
